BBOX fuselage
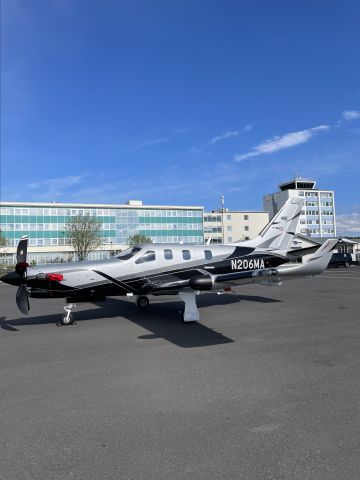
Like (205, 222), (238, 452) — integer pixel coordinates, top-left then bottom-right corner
(1, 243), (290, 299)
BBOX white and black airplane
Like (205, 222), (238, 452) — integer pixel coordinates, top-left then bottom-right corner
(1, 198), (337, 325)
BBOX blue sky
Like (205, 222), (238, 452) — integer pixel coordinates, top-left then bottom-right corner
(1, 0), (360, 234)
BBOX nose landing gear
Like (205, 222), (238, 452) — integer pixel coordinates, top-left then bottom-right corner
(57, 303), (77, 326)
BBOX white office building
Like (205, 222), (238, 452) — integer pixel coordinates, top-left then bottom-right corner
(263, 178), (336, 238)
(203, 210), (269, 244)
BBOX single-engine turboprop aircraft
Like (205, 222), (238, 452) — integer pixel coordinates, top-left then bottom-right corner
(1, 197), (337, 325)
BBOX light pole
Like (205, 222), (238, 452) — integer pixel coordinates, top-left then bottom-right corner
(110, 241), (113, 257)
(220, 195), (225, 244)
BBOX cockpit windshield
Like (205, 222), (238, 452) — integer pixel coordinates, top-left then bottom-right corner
(115, 247), (141, 260)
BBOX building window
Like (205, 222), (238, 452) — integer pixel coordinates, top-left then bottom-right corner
(244, 215), (249, 221)
(182, 250), (191, 260)
(244, 226), (249, 231)
(227, 214), (231, 220)
(227, 226), (232, 232)
(228, 237), (232, 242)
(245, 236), (250, 240)
(164, 249), (173, 260)
(204, 250), (212, 260)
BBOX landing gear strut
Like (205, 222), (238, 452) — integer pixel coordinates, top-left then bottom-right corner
(178, 291), (200, 323)
(57, 303), (77, 326)
(136, 295), (149, 309)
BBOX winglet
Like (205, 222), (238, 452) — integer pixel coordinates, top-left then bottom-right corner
(277, 238), (339, 278)
(302, 238), (338, 264)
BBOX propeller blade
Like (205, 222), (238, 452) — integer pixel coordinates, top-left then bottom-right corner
(16, 236), (28, 264)
(16, 284), (30, 315)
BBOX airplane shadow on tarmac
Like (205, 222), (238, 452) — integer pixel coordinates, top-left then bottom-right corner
(1, 293), (281, 348)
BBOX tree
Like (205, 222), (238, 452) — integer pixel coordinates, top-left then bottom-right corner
(0, 230), (6, 248)
(0, 230), (8, 267)
(127, 233), (152, 246)
(64, 215), (103, 261)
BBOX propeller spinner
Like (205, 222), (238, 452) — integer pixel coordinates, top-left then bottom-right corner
(15, 236), (30, 314)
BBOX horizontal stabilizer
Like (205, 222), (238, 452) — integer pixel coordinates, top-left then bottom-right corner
(277, 238), (338, 277)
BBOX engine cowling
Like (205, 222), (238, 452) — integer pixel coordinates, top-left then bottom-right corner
(189, 275), (213, 291)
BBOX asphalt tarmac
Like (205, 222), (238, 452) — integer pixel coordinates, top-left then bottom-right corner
(1, 268), (360, 480)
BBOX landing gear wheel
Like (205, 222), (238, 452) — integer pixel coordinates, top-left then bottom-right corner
(60, 313), (73, 325)
(137, 296), (149, 309)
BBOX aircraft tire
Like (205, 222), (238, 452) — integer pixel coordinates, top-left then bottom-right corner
(61, 313), (73, 325)
(137, 296), (149, 309)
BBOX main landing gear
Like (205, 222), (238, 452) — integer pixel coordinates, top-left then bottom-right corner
(136, 295), (150, 309)
(56, 303), (77, 326)
(135, 292), (200, 323)
(178, 291), (200, 323)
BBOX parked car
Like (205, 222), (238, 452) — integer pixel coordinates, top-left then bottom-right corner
(327, 252), (352, 268)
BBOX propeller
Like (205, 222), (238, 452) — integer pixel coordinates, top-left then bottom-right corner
(15, 236), (30, 314)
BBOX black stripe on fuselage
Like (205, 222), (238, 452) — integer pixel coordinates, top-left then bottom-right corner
(121, 252), (288, 293)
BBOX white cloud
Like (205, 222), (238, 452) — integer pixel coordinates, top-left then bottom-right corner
(127, 128), (193, 152)
(28, 175), (83, 190)
(127, 136), (171, 152)
(342, 110), (360, 122)
(27, 175), (85, 200)
(234, 125), (330, 162)
(210, 130), (240, 144)
(210, 124), (252, 145)
(336, 212), (360, 235)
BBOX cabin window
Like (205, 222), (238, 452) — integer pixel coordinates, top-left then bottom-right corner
(116, 247), (141, 260)
(182, 250), (191, 260)
(204, 250), (212, 260)
(135, 250), (156, 264)
(164, 249), (173, 260)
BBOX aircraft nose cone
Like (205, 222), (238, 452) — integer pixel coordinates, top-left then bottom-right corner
(0, 271), (20, 286)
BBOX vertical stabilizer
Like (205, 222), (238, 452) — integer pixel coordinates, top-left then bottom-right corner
(238, 197), (304, 250)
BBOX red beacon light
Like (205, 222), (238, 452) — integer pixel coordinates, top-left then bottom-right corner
(46, 273), (64, 282)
